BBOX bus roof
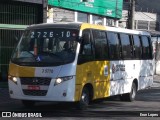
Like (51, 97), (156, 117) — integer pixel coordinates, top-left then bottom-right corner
(80, 23), (150, 36)
(26, 22), (150, 36)
(26, 22), (82, 30)
(105, 26), (150, 36)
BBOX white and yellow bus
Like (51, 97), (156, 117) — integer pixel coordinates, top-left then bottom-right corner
(8, 22), (154, 109)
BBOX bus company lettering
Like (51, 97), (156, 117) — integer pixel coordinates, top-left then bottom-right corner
(112, 64), (125, 73)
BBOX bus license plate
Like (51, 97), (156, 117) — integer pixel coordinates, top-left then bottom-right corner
(27, 85), (40, 90)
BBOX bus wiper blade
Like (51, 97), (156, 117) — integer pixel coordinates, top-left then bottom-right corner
(25, 51), (35, 57)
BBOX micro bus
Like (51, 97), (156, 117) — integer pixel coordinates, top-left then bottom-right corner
(8, 22), (154, 109)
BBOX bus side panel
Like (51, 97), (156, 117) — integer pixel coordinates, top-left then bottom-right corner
(110, 60), (140, 96)
(110, 59), (153, 96)
(110, 61), (131, 96)
(138, 60), (153, 90)
(75, 61), (110, 101)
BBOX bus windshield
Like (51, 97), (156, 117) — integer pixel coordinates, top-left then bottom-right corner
(11, 28), (79, 66)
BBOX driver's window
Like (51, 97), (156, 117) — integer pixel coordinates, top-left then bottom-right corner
(80, 29), (92, 55)
(78, 29), (94, 64)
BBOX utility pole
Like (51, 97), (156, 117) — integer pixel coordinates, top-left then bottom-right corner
(130, 0), (135, 29)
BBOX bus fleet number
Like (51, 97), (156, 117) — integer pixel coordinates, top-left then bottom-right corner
(42, 69), (53, 74)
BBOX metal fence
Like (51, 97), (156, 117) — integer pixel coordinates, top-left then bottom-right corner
(0, 29), (24, 78)
(0, 1), (43, 80)
(135, 20), (158, 31)
(0, 2), (38, 25)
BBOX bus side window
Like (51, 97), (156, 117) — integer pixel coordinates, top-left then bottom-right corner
(133, 35), (141, 59)
(141, 36), (152, 59)
(81, 31), (92, 55)
(107, 32), (120, 60)
(93, 30), (108, 60)
(78, 29), (93, 64)
(119, 33), (132, 59)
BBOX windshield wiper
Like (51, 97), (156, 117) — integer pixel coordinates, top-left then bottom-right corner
(25, 51), (35, 57)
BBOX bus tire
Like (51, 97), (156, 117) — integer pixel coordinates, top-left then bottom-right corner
(77, 87), (90, 110)
(21, 100), (35, 108)
(120, 82), (137, 102)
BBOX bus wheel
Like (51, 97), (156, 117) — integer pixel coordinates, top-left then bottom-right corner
(129, 82), (137, 101)
(21, 100), (35, 108)
(120, 82), (137, 102)
(77, 87), (90, 110)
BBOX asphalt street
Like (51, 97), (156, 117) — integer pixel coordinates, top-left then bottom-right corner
(0, 75), (159, 119)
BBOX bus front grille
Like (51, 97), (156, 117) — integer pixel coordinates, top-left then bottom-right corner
(20, 77), (51, 85)
(23, 90), (47, 96)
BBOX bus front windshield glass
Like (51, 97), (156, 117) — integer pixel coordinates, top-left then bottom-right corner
(11, 28), (79, 66)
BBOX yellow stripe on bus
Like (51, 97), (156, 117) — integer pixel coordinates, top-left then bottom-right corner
(80, 23), (106, 31)
(9, 63), (35, 77)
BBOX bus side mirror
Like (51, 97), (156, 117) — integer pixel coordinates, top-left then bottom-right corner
(82, 33), (90, 45)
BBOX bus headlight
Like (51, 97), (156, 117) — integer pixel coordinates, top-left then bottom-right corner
(54, 76), (73, 86)
(8, 75), (18, 84)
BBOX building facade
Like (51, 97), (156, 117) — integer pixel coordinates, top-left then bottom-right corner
(121, 0), (160, 31)
(2, 0), (160, 79)
(47, 0), (160, 31)
(47, 0), (123, 26)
